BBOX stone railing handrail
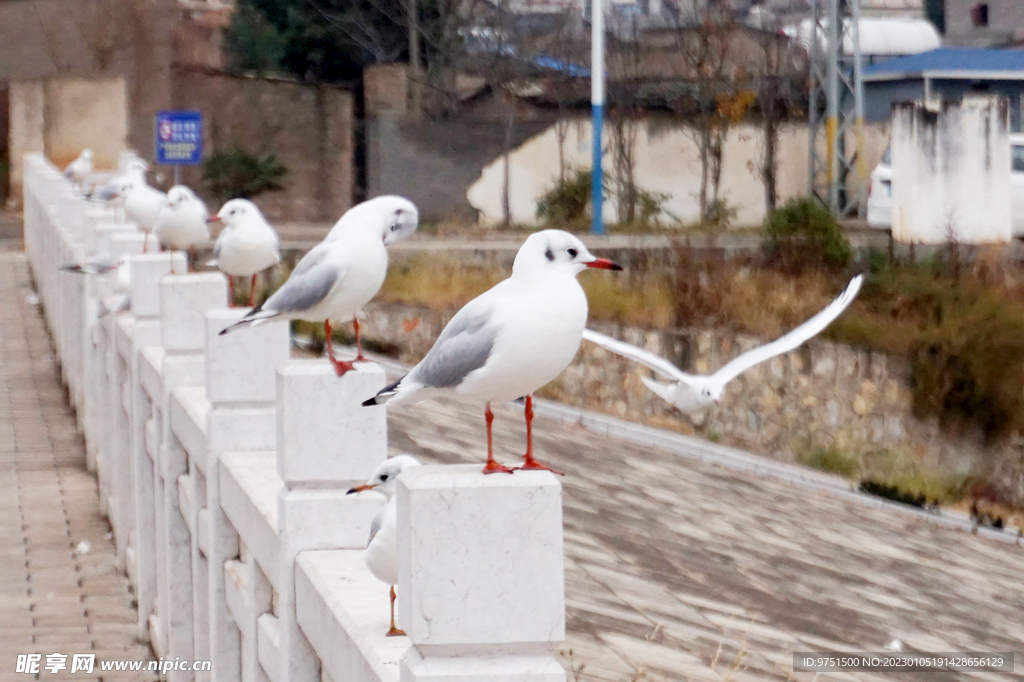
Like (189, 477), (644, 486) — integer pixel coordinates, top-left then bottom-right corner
(23, 153), (567, 682)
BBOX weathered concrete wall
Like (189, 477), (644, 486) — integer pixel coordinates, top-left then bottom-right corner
(7, 76), (126, 208)
(466, 119), (891, 227)
(44, 78), (128, 169)
(7, 81), (44, 208)
(356, 301), (1023, 504)
(172, 68), (354, 223)
(891, 96), (1011, 244)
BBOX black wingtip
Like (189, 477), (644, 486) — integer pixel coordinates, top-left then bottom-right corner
(218, 327), (229, 336)
(361, 397), (378, 407)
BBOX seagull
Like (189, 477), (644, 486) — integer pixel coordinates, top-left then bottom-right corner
(154, 186), (210, 272)
(122, 175), (167, 252)
(63, 150), (93, 188)
(362, 229), (623, 474)
(218, 196), (419, 376)
(346, 455), (422, 637)
(581, 274), (863, 414)
(62, 256), (131, 316)
(206, 199), (281, 306)
(87, 159), (148, 222)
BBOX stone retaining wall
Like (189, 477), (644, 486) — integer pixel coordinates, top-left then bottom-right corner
(362, 301), (1024, 503)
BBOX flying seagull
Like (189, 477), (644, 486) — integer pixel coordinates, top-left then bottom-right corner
(582, 274), (863, 414)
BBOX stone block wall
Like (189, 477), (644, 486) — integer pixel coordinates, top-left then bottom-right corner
(171, 68), (354, 222)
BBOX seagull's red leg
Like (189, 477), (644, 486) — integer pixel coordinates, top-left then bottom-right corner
(482, 402), (514, 474)
(188, 247), (196, 273)
(386, 586), (405, 637)
(325, 318), (355, 376)
(519, 395), (564, 475)
(353, 317), (366, 361)
(228, 277), (236, 307)
(248, 274), (256, 307)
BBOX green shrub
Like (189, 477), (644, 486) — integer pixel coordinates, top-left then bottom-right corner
(763, 197), (851, 271)
(203, 147), (288, 202)
(535, 168), (599, 225)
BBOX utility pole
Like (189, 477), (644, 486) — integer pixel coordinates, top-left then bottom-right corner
(808, 0), (865, 218)
(591, 0), (605, 235)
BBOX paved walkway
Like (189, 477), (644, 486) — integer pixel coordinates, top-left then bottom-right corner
(0, 254), (155, 681)
(387, 397), (1024, 681)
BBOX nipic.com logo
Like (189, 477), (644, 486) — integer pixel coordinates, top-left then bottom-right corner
(16, 654), (95, 674)
(15, 654), (212, 674)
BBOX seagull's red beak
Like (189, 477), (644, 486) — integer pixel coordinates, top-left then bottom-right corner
(346, 483), (375, 495)
(207, 216), (222, 224)
(586, 257), (623, 271)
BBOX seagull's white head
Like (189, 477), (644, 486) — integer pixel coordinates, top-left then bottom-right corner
(513, 229), (623, 277)
(332, 195), (419, 246)
(213, 199), (262, 228)
(346, 455), (422, 500)
(702, 384), (724, 405)
(81, 149), (93, 161)
(166, 185), (198, 208)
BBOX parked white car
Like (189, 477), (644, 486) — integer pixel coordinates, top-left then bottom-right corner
(867, 134), (1024, 236)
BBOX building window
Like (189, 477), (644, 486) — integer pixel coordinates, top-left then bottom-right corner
(971, 3), (989, 27)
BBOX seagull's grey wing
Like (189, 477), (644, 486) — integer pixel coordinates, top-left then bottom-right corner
(408, 298), (498, 389)
(368, 505), (386, 545)
(262, 243), (342, 314)
(582, 329), (697, 384)
(713, 274), (864, 384)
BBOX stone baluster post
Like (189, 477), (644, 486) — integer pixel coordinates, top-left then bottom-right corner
(156, 274), (229, 682)
(204, 311), (290, 682)
(266, 362), (387, 682)
(129, 253), (187, 642)
(397, 467), (567, 682)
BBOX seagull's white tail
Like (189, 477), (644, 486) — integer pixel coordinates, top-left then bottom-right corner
(641, 376), (676, 404)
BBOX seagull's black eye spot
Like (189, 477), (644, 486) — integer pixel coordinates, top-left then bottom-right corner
(391, 224), (399, 231)
(567, 248), (578, 258)
(545, 248), (555, 262)
(380, 474), (389, 481)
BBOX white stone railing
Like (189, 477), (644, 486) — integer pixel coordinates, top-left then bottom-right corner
(23, 153), (567, 682)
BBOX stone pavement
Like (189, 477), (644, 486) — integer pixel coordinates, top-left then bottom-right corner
(0, 254), (156, 682)
(387, 397), (1024, 682)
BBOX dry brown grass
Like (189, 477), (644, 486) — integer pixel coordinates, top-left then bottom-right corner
(377, 254), (675, 328)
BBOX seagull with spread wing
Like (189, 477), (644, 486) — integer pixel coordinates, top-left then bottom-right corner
(582, 274), (863, 414)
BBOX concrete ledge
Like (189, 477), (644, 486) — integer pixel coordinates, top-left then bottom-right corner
(220, 451), (282, 588)
(170, 387), (209, 473)
(296, 550), (406, 682)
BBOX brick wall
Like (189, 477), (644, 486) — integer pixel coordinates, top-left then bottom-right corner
(171, 68), (354, 223)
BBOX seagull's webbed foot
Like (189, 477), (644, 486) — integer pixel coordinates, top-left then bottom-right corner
(385, 625), (407, 637)
(331, 359), (357, 377)
(482, 459), (515, 475)
(518, 457), (565, 476)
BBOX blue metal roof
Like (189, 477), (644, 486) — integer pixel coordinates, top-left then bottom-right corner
(864, 47), (1024, 79)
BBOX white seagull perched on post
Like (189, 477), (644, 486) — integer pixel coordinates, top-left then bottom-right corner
(206, 199), (281, 307)
(581, 274), (864, 414)
(121, 175), (167, 252)
(63, 149), (93, 188)
(218, 195), (419, 376)
(363, 229), (623, 475)
(87, 159), (148, 222)
(346, 455), (422, 637)
(154, 186), (210, 271)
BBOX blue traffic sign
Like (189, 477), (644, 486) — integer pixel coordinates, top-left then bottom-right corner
(154, 110), (203, 165)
